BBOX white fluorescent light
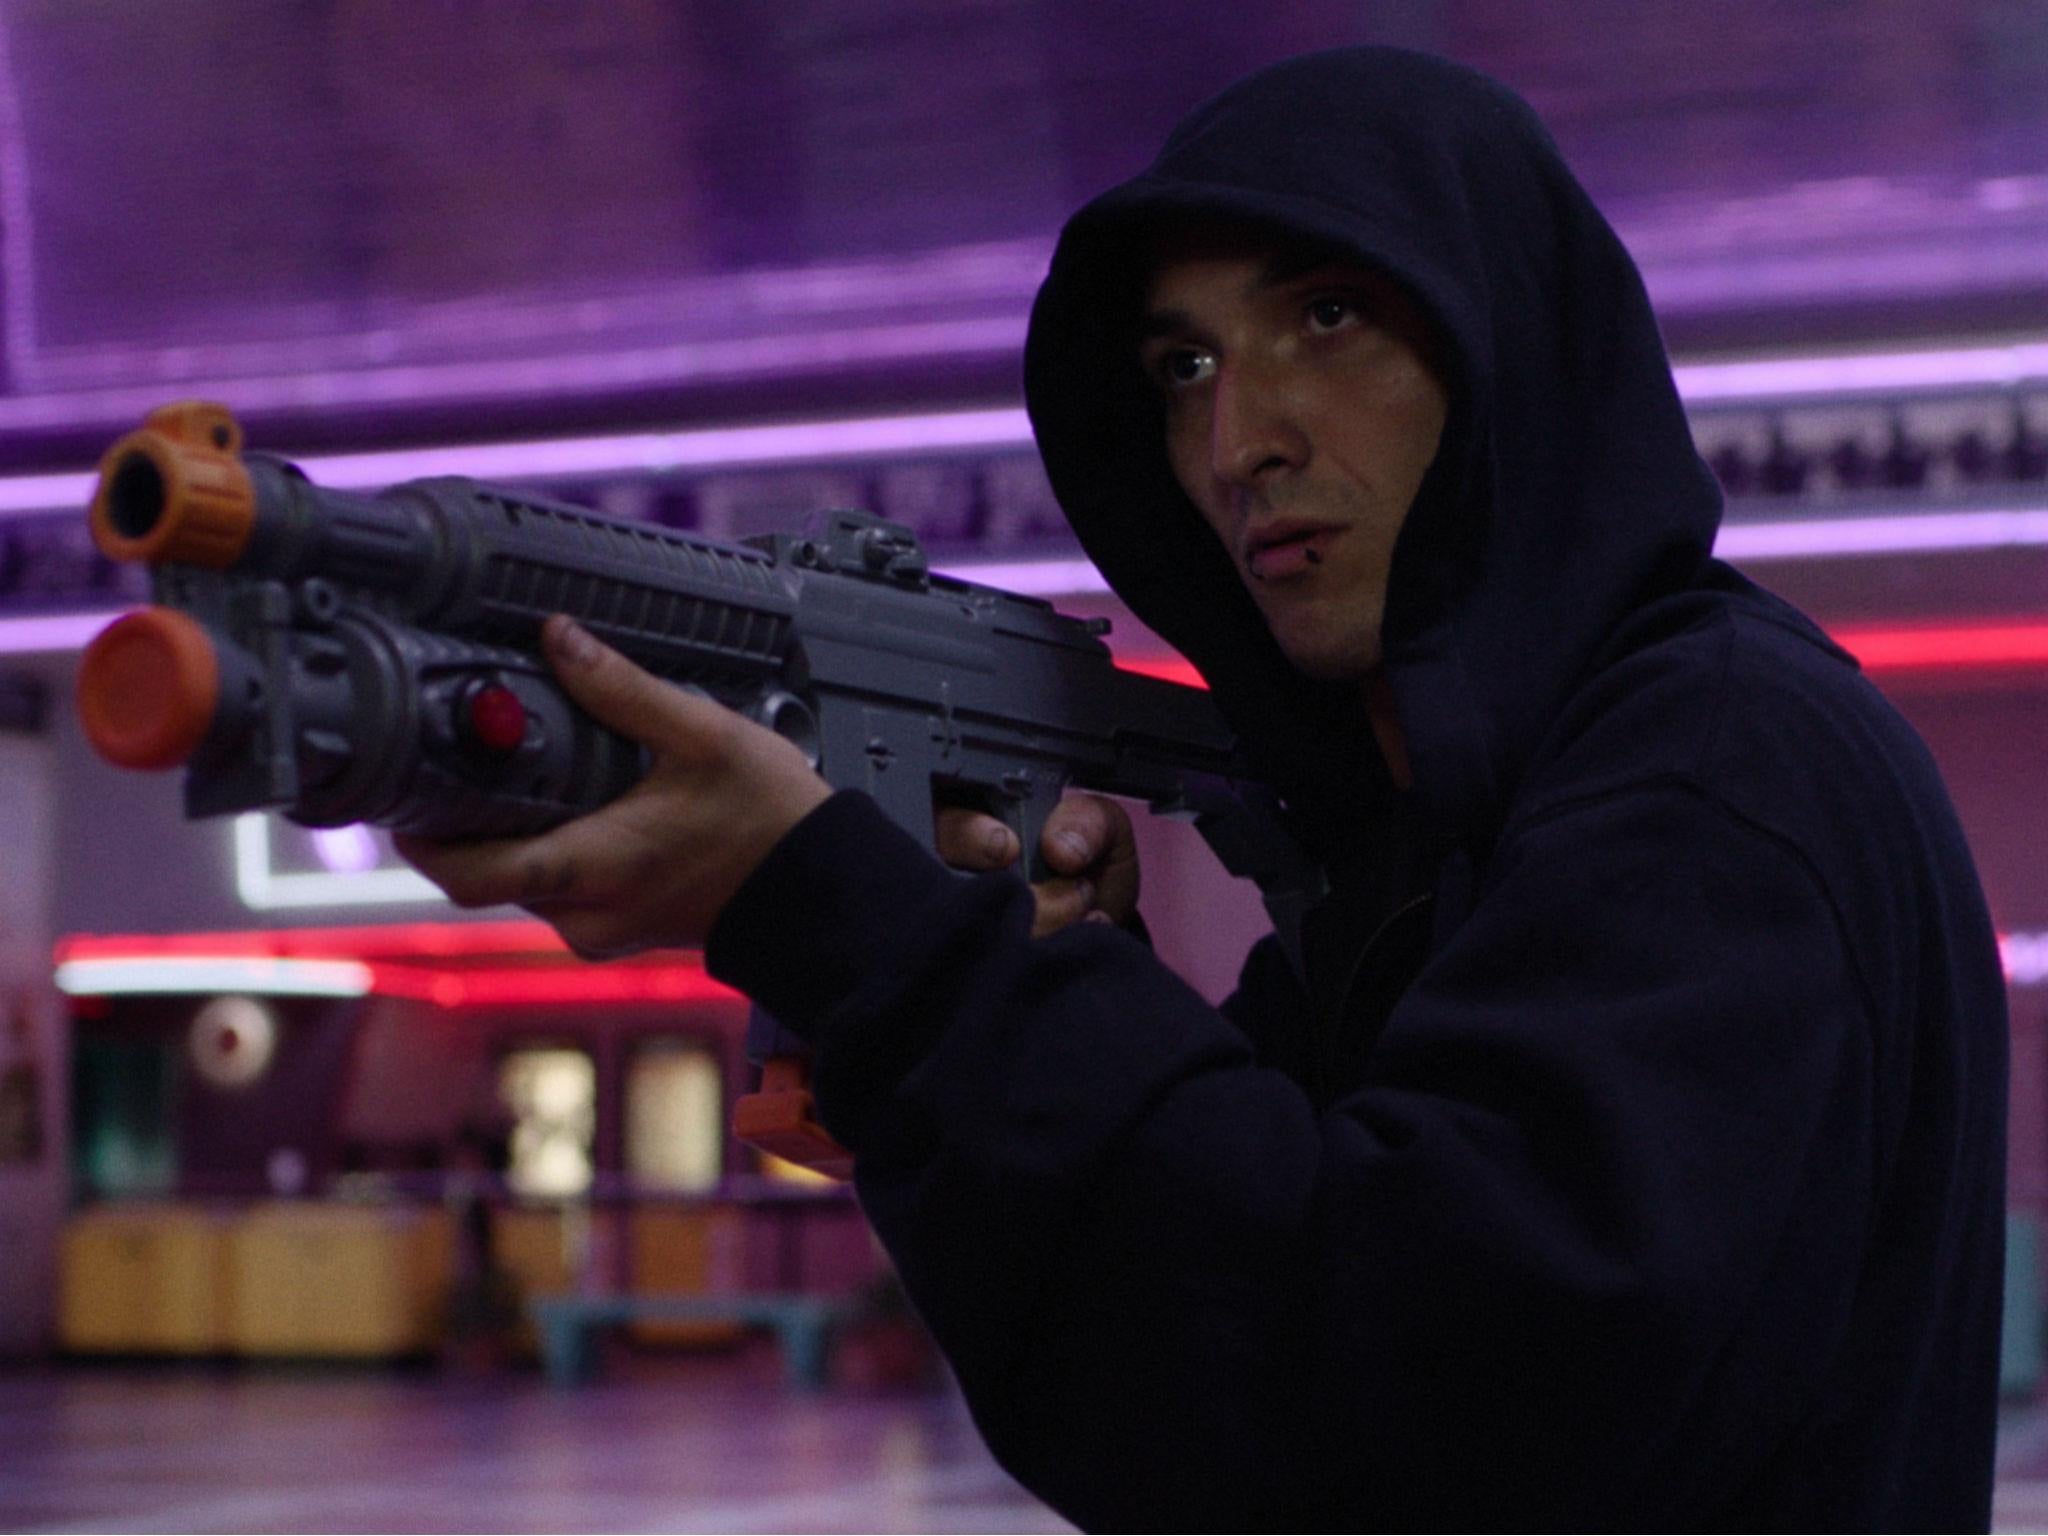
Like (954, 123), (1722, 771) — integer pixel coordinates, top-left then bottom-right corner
(54, 955), (374, 997)
(234, 813), (445, 910)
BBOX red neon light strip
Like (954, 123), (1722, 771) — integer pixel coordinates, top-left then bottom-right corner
(54, 922), (741, 1008)
(1831, 623), (2048, 673)
(1114, 621), (2048, 686)
(1116, 656), (1207, 688)
(56, 919), (569, 964)
(368, 963), (740, 1008)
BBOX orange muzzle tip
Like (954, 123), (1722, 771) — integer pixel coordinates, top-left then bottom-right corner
(89, 401), (256, 569)
(76, 608), (221, 770)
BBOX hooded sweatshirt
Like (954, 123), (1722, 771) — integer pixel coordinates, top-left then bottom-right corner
(707, 48), (2008, 1532)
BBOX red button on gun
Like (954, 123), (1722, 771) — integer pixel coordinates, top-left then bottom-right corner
(465, 683), (527, 751)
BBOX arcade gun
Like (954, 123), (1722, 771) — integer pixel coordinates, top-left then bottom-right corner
(74, 402), (1323, 1178)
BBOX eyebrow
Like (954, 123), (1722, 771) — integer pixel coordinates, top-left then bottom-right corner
(1137, 248), (1363, 342)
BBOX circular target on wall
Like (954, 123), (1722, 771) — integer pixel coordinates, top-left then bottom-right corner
(187, 995), (279, 1090)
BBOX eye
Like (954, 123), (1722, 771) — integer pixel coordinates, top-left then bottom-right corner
(1152, 345), (1216, 391)
(1305, 295), (1360, 334)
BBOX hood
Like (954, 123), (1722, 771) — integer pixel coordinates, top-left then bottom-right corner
(1023, 47), (1723, 857)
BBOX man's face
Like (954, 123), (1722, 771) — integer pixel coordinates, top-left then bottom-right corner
(1138, 231), (1449, 682)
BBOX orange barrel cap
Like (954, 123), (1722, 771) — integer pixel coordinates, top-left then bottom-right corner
(89, 401), (256, 569)
(76, 608), (221, 770)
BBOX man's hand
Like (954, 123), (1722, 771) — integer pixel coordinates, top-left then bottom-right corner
(935, 794), (1140, 938)
(393, 615), (831, 957)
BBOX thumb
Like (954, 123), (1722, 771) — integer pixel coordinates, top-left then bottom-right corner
(541, 614), (729, 756)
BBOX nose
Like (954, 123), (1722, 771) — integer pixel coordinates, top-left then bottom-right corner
(1210, 361), (1307, 487)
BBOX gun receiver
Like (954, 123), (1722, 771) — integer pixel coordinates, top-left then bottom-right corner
(78, 402), (1325, 1176)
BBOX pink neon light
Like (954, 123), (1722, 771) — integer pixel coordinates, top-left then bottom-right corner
(54, 921), (742, 1008)
(2005, 933), (2048, 987)
(1833, 622), (2048, 673)
(369, 964), (740, 1008)
(54, 926), (740, 1008)
(1116, 655), (1207, 689)
(1102, 620), (2048, 686)
(56, 919), (570, 963)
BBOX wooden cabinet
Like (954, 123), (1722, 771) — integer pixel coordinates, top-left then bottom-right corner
(58, 1203), (230, 1353)
(224, 1203), (451, 1357)
(628, 1206), (743, 1346)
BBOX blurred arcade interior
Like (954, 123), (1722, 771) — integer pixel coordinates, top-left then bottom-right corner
(1, 0), (2047, 1526)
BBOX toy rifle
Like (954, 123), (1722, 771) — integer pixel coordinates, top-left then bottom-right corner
(76, 402), (1325, 1177)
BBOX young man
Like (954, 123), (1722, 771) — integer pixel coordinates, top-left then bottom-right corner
(401, 49), (2008, 1529)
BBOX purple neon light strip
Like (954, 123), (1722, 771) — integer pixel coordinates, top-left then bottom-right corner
(0, 310), (2035, 443)
(21, 241), (1054, 393)
(938, 505), (2048, 596)
(1, 326), (2043, 516)
(1713, 507), (2048, 561)
(0, 469), (92, 514)
(0, 406), (1037, 518)
(0, 315), (1029, 432)
(1672, 338), (2048, 403)
(0, 608), (126, 654)
(306, 406), (1034, 485)
(0, 13), (39, 390)
(3, 499), (2047, 657)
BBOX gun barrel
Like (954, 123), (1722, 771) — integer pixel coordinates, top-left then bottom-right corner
(89, 403), (258, 570)
(92, 402), (801, 687)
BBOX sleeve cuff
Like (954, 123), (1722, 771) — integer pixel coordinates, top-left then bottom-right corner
(703, 789), (966, 1037)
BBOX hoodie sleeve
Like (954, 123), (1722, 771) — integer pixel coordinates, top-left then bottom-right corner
(705, 783), (1875, 1530)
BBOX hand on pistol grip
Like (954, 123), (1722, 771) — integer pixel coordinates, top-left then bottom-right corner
(934, 794), (1141, 937)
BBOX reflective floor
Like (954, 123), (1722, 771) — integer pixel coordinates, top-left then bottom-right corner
(1997, 1403), (2048, 1533)
(9, 1358), (2048, 1533)
(0, 1353), (1070, 1535)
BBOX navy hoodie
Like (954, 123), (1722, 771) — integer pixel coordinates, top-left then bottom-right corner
(708, 48), (2008, 1531)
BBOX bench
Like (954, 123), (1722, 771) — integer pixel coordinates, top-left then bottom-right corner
(528, 1292), (858, 1390)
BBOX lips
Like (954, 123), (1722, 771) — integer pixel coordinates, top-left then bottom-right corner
(1244, 522), (1342, 581)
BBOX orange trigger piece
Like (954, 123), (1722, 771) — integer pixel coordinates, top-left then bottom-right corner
(733, 1056), (855, 1180)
